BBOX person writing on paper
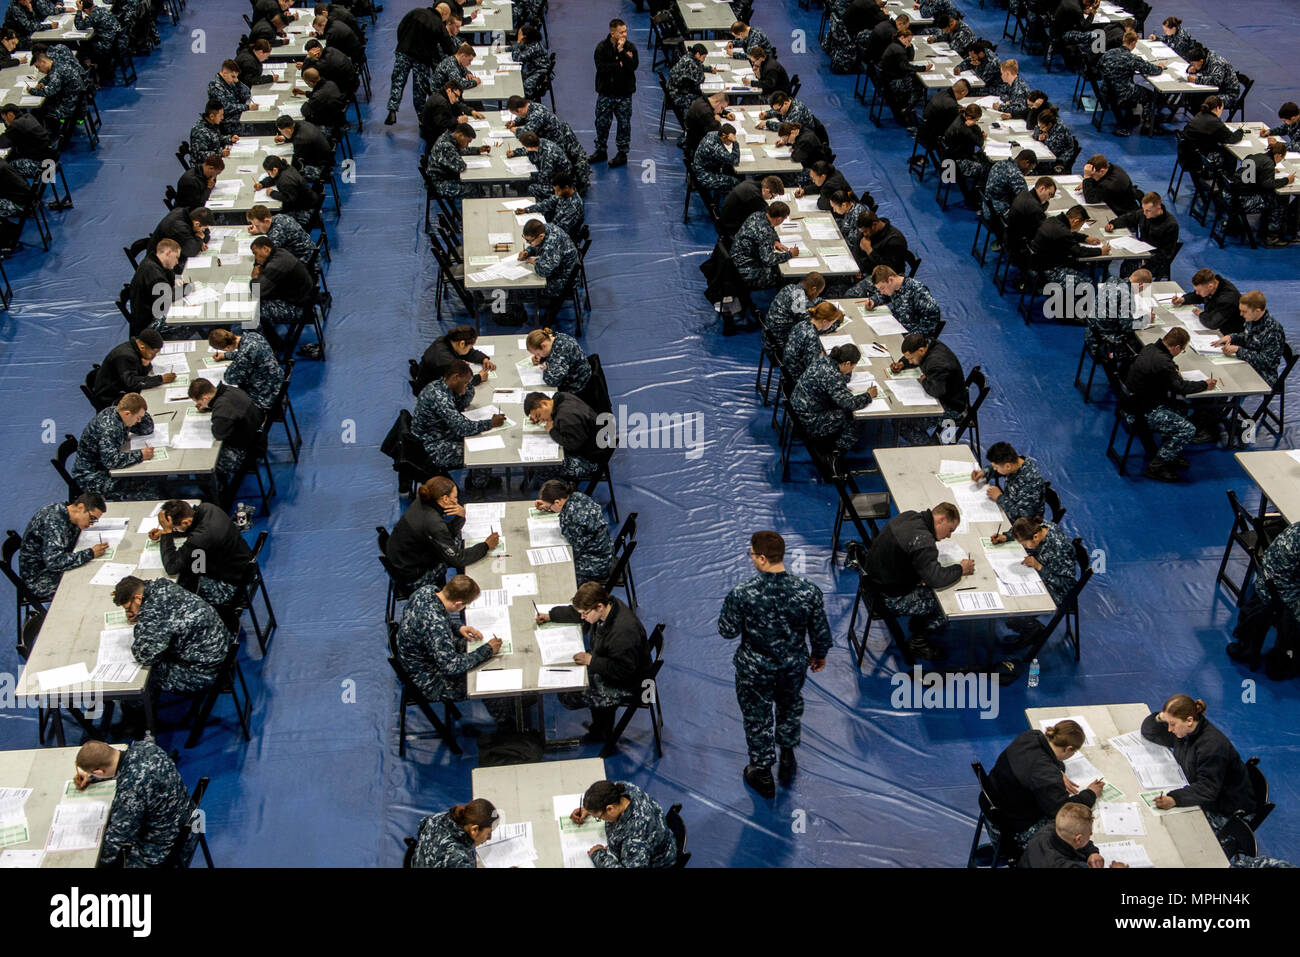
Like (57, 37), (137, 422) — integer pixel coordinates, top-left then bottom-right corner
(91, 329), (176, 408)
(76, 740), (195, 869)
(973, 442), (1046, 535)
(149, 500), (253, 606)
(515, 218), (581, 324)
(150, 204), (213, 262)
(534, 480), (613, 584)
(862, 503), (972, 661)
(744, 45), (790, 97)
(1000, 516), (1077, 655)
(1172, 268), (1242, 334)
(719, 530), (833, 797)
(18, 493), (107, 599)
(847, 265), (941, 338)
(388, 476), (497, 590)
(731, 202), (797, 290)
(781, 300), (845, 383)
(248, 235), (317, 354)
(1124, 327), (1217, 483)
(254, 155), (314, 226)
(395, 573), (518, 728)
(570, 780), (677, 868)
(890, 334), (968, 447)
(411, 799), (498, 868)
(1141, 695), (1256, 833)
(525, 327), (592, 399)
(988, 719), (1101, 849)
(789, 342), (877, 460)
(416, 324), (497, 394)
(1211, 290), (1286, 387)
(1104, 191), (1179, 281)
(522, 391), (606, 482)
(668, 42), (716, 118)
(71, 393), (158, 500)
(175, 153), (223, 210)
(190, 100), (235, 159)
(114, 574), (233, 693)
(1019, 803), (1128, 868)
(1262, 101), (1300, 153)
(208, 328), (285, 413)
(412, 360), (506, 479)
(764, 272), (825, 349)
(539, 582), (648, 744)
(521, 171), (585, 242)
(187, 378), (264, 483)
(1079, 154), (1138, 215)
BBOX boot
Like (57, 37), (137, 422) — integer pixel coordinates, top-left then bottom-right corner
(588, 148), (608, 164)
(743, 764), (776, 798)
(384, 109), (397, 125)
(608, 151), (628, 168)
(777, 746), (797, 785)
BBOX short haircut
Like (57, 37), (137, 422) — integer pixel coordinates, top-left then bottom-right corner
(1055, 802), (1093, 841)
(187, 378), (217, 399)
(221, 58), (239, 72)
(1065, 204), (1087, 221)
(1239, 290), (1266, 311)
(538, 479), (573, 503)
(246, 204), (272, 222)
(570, 581), (611, 611)
(160, 499), (195, 523)
(729, 20), (748, 35)
(1034, 176), (1057, 192)
(118, 393), (147, 413)
(808, 160), (833, 178)
(1191, 267), (1216, 286)
(720, 123), (736, 136)
(262, 155), (286, 171)
(1141, 191), (1162, 207)
(1002, 58), (1018, 74)
(522, 219), (546, 240)
(506, 95), (528, 110)
(551, 171), (573, 189)
(515, 130), (539, 147)
(1129, 268), (1152, 284)
(518, 24), (541, 44)
(443, 574), (480, 603)
(1087, 153), (1108, 170)
(201, 154), (226, 171)
(952, 79), (970, 95)
(156, 237), (181, 254)
(112, 575), (146, 606)
(1122, 28), (1139, 45)
(276, 115), (295, 131)
(896, 29), (913, 40)
(72, 492), (107, 512)
(767, 200), (790, 219)
(802, 272), (825, 294)
(932, 502), (959, 523)
(900, 333), (928, 353)
(1011, 516), (1043, 541)
(456, 42), (474, 56)
(1280, 102), (1300, 120)
(748, 46), (767, 61)
(1037, 106), (1058, 125)
(208, 329), (238, 348)
(828, 189), (852, 207)
(444, 358), (472, 380)
(1016, 149), (1037, 164)
(987, 441), (1018, 464)
(609, 18), (625, 29)
(203, 99), (224, 117)
(447, 324), (478, 344)
(190, 208), (214, 227)
(777, 121), (796, 137)
(523, 392), (548, 414)
(254, 39), (274, 53)
(417, 475), (456, 503)
(444, 78), (463, 93)
(761, 175), (785, 194)
(302, 66), (320, 84)
(136, 329), (164, 349)
(75, 740), (117, 771)
(689, 43), (707, 56)
(750, 530), (785, 563)
(871, 265), (898, 284)
(1162, 326), (1191, 348)
(828, 343), (861, 365)
(250, 236), (273, 252)
(933, 13), (951, 28)
(769, 91), (791, 107)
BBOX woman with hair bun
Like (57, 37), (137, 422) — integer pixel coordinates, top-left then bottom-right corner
(1141, 695), (1256, 830)
(568, 780), (677, 868)
(987, 719), (1104, 848)
(411, 798), (499, 867)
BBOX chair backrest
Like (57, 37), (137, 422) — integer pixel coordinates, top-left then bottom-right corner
(375, 524), (390, 555)
(125, 236), (149, 269)
(1269, 343), (1297, 400)
(1245, 756), (1274, 830)
(585, 353), (613, 416)
(903, 249), (921, 277)
(162, 185), (177, 210)
(82, 365), (109, 411)
(1043, 482), (1066, 524)
(612, 511), (637, 552)
(51, 434), (81, 499)
(1225, 489), (1264, 548)
(965, 365), (990, 414)
(402, 835), (418, 867)
(1216, 814), (1257, 859)
(602, 538), (637, 596)
(166, 775), (210, 867)
(1066, 536), (1095, 609)
(970, 761), (1014, 839)
(176, 140), (191, 171)
(665, 802), (690, 867)
(843, 539), (869, 574)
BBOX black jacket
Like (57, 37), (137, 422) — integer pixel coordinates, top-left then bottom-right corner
(880, 39), (924, 82)
(909, 339), (967, 411)
(235, 47), (273, 86)
(128, 254), (177, 337)
(790, 127), (829, 168)
(311, 45), (359, 96)
(1081, 163), (1138, 214)
(92, 340), (164, 406)
(593, 35), (638, 97)
(990, 729), (1099, 836)
(864, 19), (898, 64)
(386, 498), (489, 584)
(0, 110), (57, 161)
(323, 19), (362, 62)
(864, 508), (964, 598)
(1007, 188), (1048, 246)
(1184, 110), (1244, 155)
(684, 95), (722, 160)
(0, 157), (29, 205)
(1140, 713), (1256, 817)
(159, 502), (254, 591)
(1179, 274), (1242, 334)
(718, 179), (767, 237)
(1125, 340), (1208, 414)
(811, 168), (859, 211)
(263, 164), (314, 213)
(941, 117), (984, 161)
(151, 206), (206, 261)
(301, 79), (348, 128)
(844, 0), (888, 37)
(550, 392), (610, 464)
(550, 596), (649, 692)
(751, 59), (791, 96)
(419, 90), (459, 145)
(174, 165), (213, 210)
(855, 220), (909, 273)
(394, 6), (439, 64)
(1018, 828), (1098, 868)
(1109, 207), (1179, 274)
(285, 120), (334, 171)
(921, 88), (961, 146)
(256, 247), (315, 305)
(249, 19), (289, 47)
(1030, 212), (1103, 271)
(416, 334), (489, 393)
(1237, 151), (1290, 196)
(208, 383), (264, 452)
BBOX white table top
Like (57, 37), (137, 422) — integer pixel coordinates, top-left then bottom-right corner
(728, 105), (803, 177)
(1235, 450), (1300, 523)
(460, 47), (525, 104)
(461, 109), (531, 184)
(109, 349), (224, 478)
(471, 757), (606, 868)
(240, 64), (303, 127)
(0, 746), (122, 868)
(1025, 703), (1228, 868)
(462, 198), (548, 292)
(461, 334), (563, 467)
(767, 194), (858, 278)
(823, 299), (946, 420)
(915, 39), (986, 92)
(678, 0), (738, 35)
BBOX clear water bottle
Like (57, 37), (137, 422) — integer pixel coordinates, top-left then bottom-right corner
(234, 502), (251, 531)
(1028, 659), (1040, 688)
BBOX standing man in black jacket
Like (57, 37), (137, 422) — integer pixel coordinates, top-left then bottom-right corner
(150, 499), (253, 605)
(1172, 268), (1242, 334)
(590, 18), (637, 168)
(91, 329), (176, 407)
(863, 502), (972, 659)
(1124, 327), (1217, 482)
(385, 4), (439, 124)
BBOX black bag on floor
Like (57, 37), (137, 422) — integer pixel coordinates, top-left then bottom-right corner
(476, 729), (544, 766)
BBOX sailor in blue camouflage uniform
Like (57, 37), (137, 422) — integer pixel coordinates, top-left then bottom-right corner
(536, 481), (613, 584)
(411, 801), (497, 868)
(960, 41), (1002, 88)
(510, 24), (551, 101)
(509, 98), (591, 194)
(433, 48), (480, 92)
(1098, 32), (1162, 133)
(207, 61), (251, 136)
(1034, 109), (1077, 161)
(190, 102), (233, 157)
(30, 48), (85, 126)
(762, 94), (813, 133)
(522, 172), (585, 241)
(993, 65), (1031, 118)
(1228, 522), (1300, 663)
(693, 126), (740, 192)
(982, 150), (1034, 222)
(77, 740), (195, 869)
(1213, 291), (1285, 387)
(71, 395), (159, 501)
(511, 131), (571, 200)
(425, 123), (483, 200)
(76, 0), (125, 71)
(732, 204), (794, 288)
(829, 192), (871, 245)
(4, 0), (45, 38)
(719, 530), (833, 795)
(973, 443), (1048, 527)
(520, 217), (580, 300)
(1264, 108), (1300, 153)
(412, 360), (504, 472)
(764, 274), (825, 349)
(116, 575), (233, 693)
(18, 494), (106, 599)
(850, 267), (942, 338)
(1185, 46), (1241, 114)
(781, 301), (844, 383)
(208, 328), (284, 411)
(1086, 274), (1142, 358)
(918, 0), (958, 21)
(247, 206), (316, 264)
(790, 346), (877, 458)
(728, 22), (773, 60)
(574, 780), (678, 868)
(395, 574), (515, 724)
(527, 326), (591, 395)
(1155, 18), (1199, 59)
(1003, 517), (1077, 644)
(669, 43), (715, 116)
(936, 14), (977, 57)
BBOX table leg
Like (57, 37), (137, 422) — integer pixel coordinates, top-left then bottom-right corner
(141, 685), (156, 740)
(539, 694), (581, 750)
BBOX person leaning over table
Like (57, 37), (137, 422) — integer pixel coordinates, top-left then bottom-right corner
(789, 343), (878, 459)
(1097, 29), (1162, 136)
(717, 174), (783, 239)
(18, 493), (106, 599)
(744, 44), (790, 97)
(416, 323), (497, 395)
(569, 780), (677, 868)
(539, 581), (647, 743)
(187, 377), (264, 484)
(76, 740), (194, 869)
(523, 390), (606, 483)
(1000, 515), (1077, 653)
(1184, 95), (1244, 174)
(974, 441), (1047, 534)
(517, 218), (580, 325)
(273, 115), (334, 182)
(1104, 190), (1179, 281)
(850, 210), (910, 275)
(521, 170), (585, 242)
(254, 155), (314, 227)
(1234, 141), (1295, 248)
(764, 272), (825, 350)
(208, 58), (252, 137)
(1124, 326), (1217, 484)
(91, 328), (175, 408)
(1030, 204), (1110, 292)
(534, 480), (613, 585)
(1172, 267), (1242, 334)
(1226, 521), (1300, 668)
(114, 574), (232, 694)
(150, 204), (212, 264)
(249, 234), (317, 354)
(1261, 101), (1300, 153)
(525, 326), (591, 397)
(71, 392), (158, 500)
(1078, 153), (1137, 215)
(424, 122), (487, 201)
(1006, 176), (1054, 251)
(683, 90), (732, 161)
(387, 476), (496, 591)
(127, 237), (180, 337)
(149, 499), (254, 606)
(236, 37), (274, 87)
(412, 360), (506, 480)
(781, 300), (844, 383)
(1210, 289), (1286, 388)
(988, 719), (1101, 849)
(411, 798), (498, 868)
(1019, 803), (1128, 868)
(1141, 695), (1256, 837)
(190, 100), (234, 159)
(982, 149), (1036, 227)
(848, 265), (941, 338)
(245, 202), (315, 267)
(174, 153), (222, 210)
(668, 42), (715, 118)
(890, 333), (968, 447)
(692, 122), (740, 193)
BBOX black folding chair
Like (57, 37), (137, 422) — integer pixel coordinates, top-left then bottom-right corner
(601, 622), (664, 759)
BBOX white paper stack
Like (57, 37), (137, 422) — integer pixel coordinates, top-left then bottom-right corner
(534, 624), (584, 665)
